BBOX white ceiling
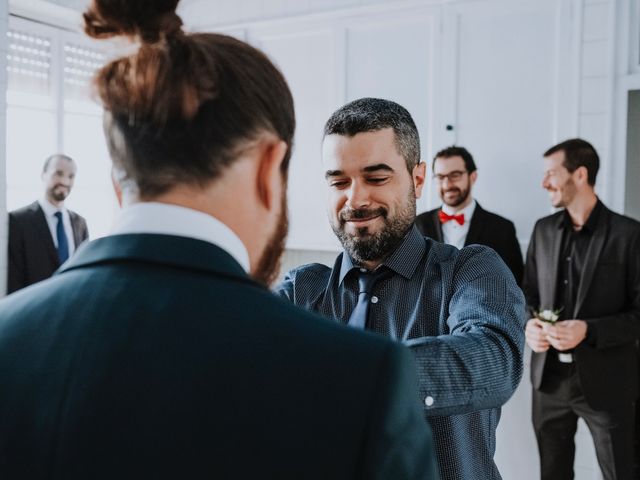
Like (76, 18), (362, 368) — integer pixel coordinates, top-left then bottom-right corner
(43, 0), (90, 10)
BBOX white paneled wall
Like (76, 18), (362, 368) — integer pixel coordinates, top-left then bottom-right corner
(0, 1), (8, 296)
(579, 0), (615, 211)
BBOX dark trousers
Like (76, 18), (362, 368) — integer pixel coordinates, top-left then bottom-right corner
(532, 357), (635, 480)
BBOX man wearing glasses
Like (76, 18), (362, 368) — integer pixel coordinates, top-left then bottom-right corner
(415, 147), (523, 285)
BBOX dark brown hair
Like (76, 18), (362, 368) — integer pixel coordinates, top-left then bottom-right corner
(433, 146), (476, 174)
(324, 98), (420, 174)
(544, 138), (599, 186)
(84, 0), (295, 197)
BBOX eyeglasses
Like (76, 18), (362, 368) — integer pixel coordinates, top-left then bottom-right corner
(433, 170), (468, 183)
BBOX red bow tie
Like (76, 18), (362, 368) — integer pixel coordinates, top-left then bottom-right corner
(439, 210), (465, 225)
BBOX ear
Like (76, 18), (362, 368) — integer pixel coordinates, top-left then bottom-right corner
(574, 166), (589, 186)
(413, 161), (427, 199)
(469, 170), (478, 186)
(256, 139), (288, 211)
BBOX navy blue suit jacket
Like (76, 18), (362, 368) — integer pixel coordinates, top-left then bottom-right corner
(0, 233), (438, 479)
(7, 201), (89, 294)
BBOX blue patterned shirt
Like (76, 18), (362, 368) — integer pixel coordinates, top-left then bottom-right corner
(276, 225), (526, 480)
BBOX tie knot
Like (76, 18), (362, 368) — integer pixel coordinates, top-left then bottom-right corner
(54, 211), (63, 221)
(356, 267), (390, 294)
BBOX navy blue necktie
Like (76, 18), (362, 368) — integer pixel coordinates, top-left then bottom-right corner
(54, 211), (69, 264)
(347, 268), (390, 330)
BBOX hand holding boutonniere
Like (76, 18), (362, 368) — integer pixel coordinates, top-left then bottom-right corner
(535, 308), (562, 324)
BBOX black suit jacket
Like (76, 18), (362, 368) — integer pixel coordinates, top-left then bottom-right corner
(415, 202), (524, 284)
(0, 233), (438, 479)
(523, 202), (640, 410)
(7, 201), (88, 294)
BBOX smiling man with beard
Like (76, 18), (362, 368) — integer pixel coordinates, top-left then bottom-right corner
(414, 146), (523, 285)
(277, 97), (526, 480)
(7, 154), (89, 294)
(523, 138), (640, 480)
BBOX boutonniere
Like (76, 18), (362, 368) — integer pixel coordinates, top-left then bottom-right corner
(535, 308), (562, 324)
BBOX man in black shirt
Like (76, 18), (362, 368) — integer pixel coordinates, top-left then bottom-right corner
(523, 138), (640, 480)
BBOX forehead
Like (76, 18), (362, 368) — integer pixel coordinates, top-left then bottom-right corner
(543, 151), (566, 170)
(46, 157), (76, 173)
(433, 155), (465, 173)
(321, 128), (403, 171)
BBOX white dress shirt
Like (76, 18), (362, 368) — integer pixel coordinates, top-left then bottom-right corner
(38, 198), (77, 254)
(110, 202), (250, 273)
(441, 199), (477, 250)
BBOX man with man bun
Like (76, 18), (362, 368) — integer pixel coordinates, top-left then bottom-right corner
(0, 1), (437, 478)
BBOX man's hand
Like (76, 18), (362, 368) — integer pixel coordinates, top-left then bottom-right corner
(542, 320), (588, 351)
(525, 318), (551, 352)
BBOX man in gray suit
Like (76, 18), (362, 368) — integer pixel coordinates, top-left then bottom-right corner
(7, 154), (88, 294)
(524, 138), (640, 480)
(277, 97), (526, 480)
(0, 2), (437, 479)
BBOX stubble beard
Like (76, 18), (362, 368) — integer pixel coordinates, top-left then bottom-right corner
(332, 189), (416, 265)
(252, 192), (289, 287)
(441, 183), (470, 208)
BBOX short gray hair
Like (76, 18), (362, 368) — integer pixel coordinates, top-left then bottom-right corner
(323, 97), (420, 172)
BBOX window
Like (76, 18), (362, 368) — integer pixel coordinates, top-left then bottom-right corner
(6, 16), (117, 238)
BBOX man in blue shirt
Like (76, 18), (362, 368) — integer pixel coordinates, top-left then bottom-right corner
(276, 98), (526, 480)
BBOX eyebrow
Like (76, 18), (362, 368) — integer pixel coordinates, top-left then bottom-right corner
(325, 163), (395, 179)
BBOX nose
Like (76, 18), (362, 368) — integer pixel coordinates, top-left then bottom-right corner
(542, 174), (551, 190)
(345, 181), (371, 210)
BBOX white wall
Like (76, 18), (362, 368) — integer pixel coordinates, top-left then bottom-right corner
(1, 0), (8, 296)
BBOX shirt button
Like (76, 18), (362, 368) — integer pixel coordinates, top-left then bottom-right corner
(425, 396), (434, 407)
(371, 296), (379, 304)
(566, 257), (571, 261)
(564, 280), (568, 285)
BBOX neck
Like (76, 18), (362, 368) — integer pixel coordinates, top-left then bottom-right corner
(123, 158), (270, 276)
(446, 195), (473, 213)
(46, 197), (64, 209)
(565, 191), (598, 229)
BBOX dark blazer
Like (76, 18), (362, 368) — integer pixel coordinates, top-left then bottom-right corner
(415, 202), (524, 285)
(523, 202), (640, 410)
(7, 201), (88, 294)
(0, 233), (438, 479)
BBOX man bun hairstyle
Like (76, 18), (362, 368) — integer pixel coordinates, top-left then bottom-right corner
(84, 0), (183, 43)
(84, 0), (295, 198)
(544, 138), (599, 186)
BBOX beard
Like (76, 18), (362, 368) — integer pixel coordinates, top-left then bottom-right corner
(47, 185), (70, 202)
(332, 189), (416, 265)
(552, 178), (577, 208)
(251, 192), (289, 287)
(440, 183), (470, 208)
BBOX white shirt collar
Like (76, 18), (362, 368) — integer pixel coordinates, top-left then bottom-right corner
(110, 202), (250, 273)
(38, 197), (67, 217)
(441, 198), (477, 220)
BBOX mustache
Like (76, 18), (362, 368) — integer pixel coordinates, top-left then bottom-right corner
(339, 207), (387, 222)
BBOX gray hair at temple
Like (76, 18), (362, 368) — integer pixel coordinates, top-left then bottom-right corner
(43, 154), (75, 172)
(323, 97), (421, 173)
